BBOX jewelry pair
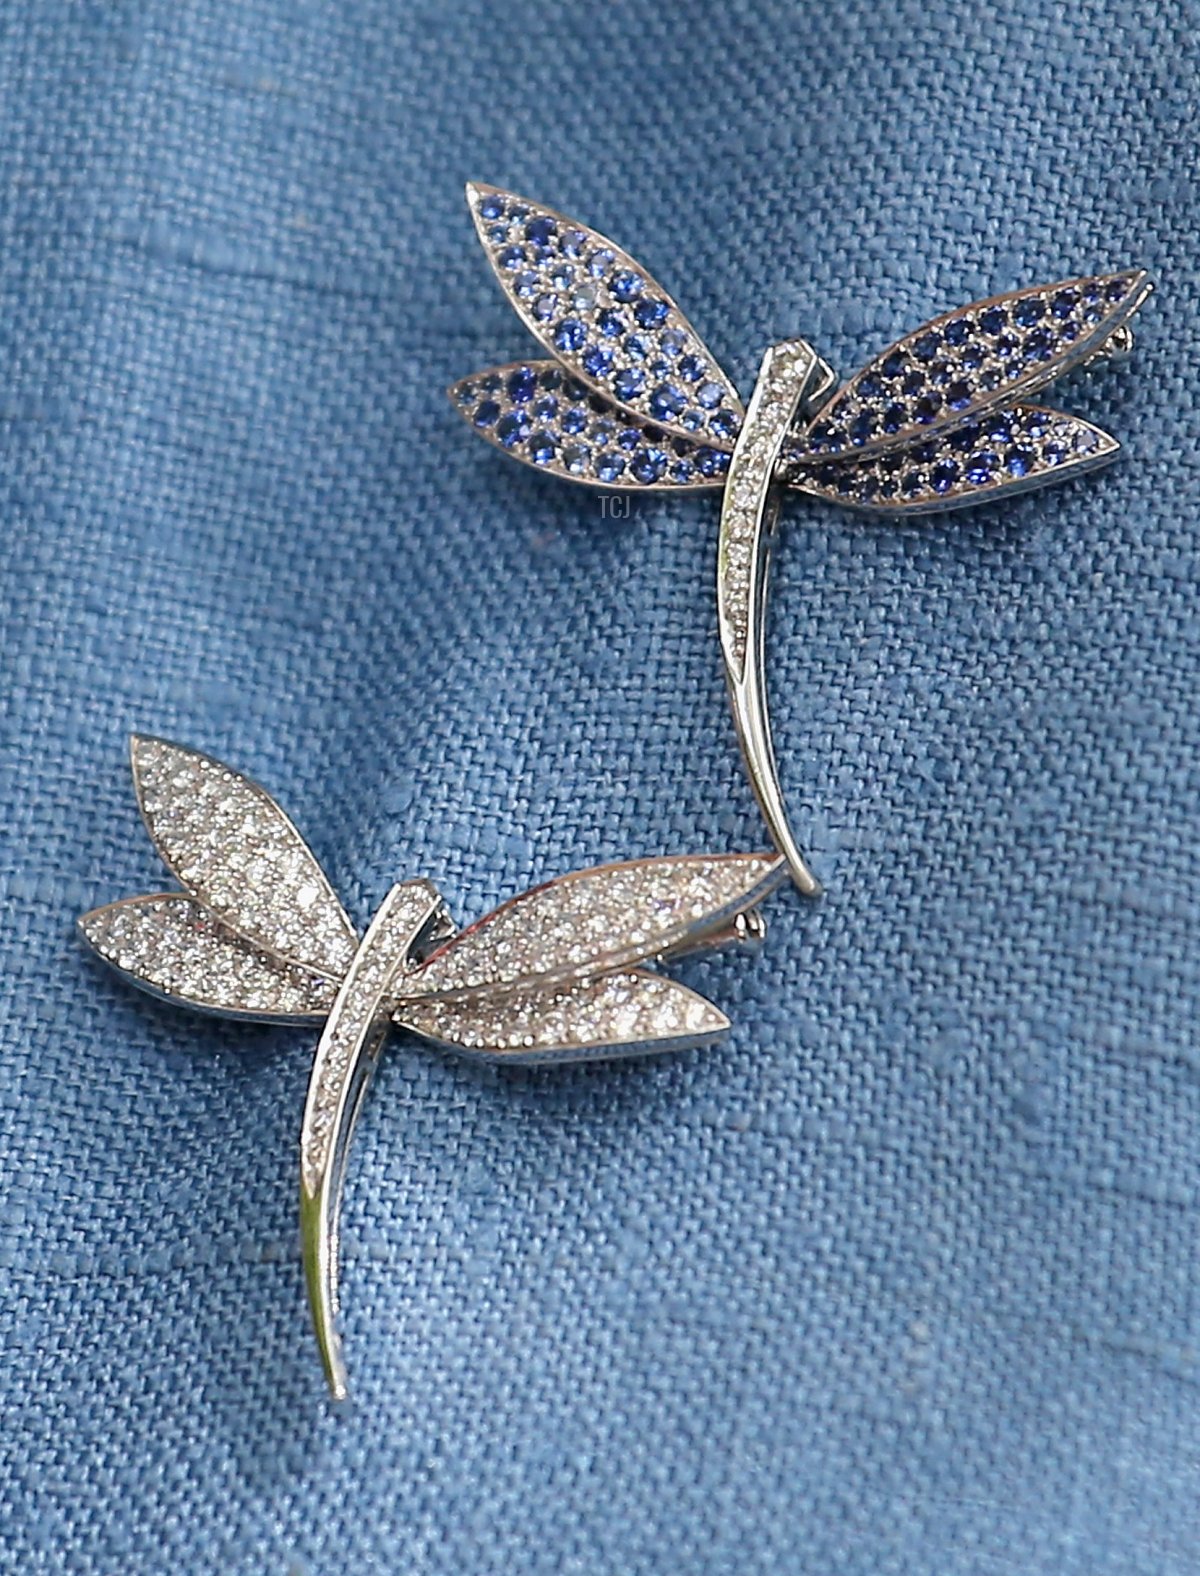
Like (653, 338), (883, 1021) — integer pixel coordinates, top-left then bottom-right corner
(80, 184), (1151, 1397)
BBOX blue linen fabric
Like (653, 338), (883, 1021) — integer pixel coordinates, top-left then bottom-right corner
(1, 1), (1197, 1570)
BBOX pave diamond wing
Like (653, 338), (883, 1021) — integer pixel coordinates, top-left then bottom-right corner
(796, 269), (1151, 466)
(463, 182), (743, 447)
(396, 969), (730, 1063)
(783, 405), (1119, 514)
(448, 361), (731, 491)
(129, 735), (358, 980)
(399, 853), (784, 1003)
(79, 894), (338, 1022)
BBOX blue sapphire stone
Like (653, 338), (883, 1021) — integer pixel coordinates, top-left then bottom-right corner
(649, 383), (686, 421)
(670, 459), (695, 484)
(1023, 329), (1054, 362)
(946, 380), (972, 410)
(631, 448), (668, 484)
(613, 368), (645, 401)
(487, 224), (508, 246)
(538, 368), (560, 389)
(554, 319), (587, 353)
(497, 244), (525, 271)
(479, 192), (505, 220)
(931, 459), (960, 494)
(680, 409), (705, 432)
(513, 270), (538, 299)
(914, 331), (940, 361)
(590, 418), (615, 444)
(1006, 447), (1035, 477)
(634, 297), (669, 328)
(597, 308), (625, 338)
(882, 404), (905, 434)
(902, 369), (925, 397)
(582, 345), (615, 379)
(617, 426), (641, 450)
(696, 380), (724, 410)
(965, 450), (999, 484)
(496, 411), (530, 448)
(506, 367), (537, 403)
(661, 329), (686, 357)
(533, 395), (558, 420)
(611, 271), (642, 302)
(914, 394), (941, 424)
(587, 248), (615, 278)
(562, 405), (588, 435)
(979, 304), (1007, 336)
(562, 444), (590, 475)
(1104, 276), (1130, 301)
(525, 215), (556, 247)
(961, 344), (984, 370)
(528, 431), (556, 465)
(549, 261), (574, 291)
(595, 451), (625, 483)
(678, 354), (704, 383)
(881, 350), (906, 380)
(949, 422), (982, 452)
(985, 413), (1014, 443)
(473, 399), (500, 427)
(1052, 287), (1079, 319)
(902, 469), (926, 497)
(1013, 296), (1044, 328)
(1043, 439), (1069, 465)
(561, 228), (587, 258)
(709, 409), (740, 441)
(849, 410), (875, 445)
(531, 293), (558, 322)
(857, 372), (883, 400)
(943, 316), (971, 346)
(695, 447), (728, 478)
(624, 335), (649, 361)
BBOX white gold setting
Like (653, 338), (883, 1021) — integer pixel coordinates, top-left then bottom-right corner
(80, 737), (785, 1399)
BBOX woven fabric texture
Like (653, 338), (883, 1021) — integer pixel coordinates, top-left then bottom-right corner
(1, 2), (1197, 1571)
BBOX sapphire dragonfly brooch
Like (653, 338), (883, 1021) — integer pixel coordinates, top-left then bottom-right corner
(79, 736), (783, 1398)
(449, 184), (1152, 893)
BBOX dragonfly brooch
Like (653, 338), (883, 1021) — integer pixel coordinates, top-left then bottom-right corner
(79, 736), (784, 1399)
(448, 183), (1152, 894)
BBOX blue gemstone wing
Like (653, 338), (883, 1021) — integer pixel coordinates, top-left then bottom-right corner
(783, 405), (1118, 513)
(798, 270), (1151, 463)
(464, 183), (744, 448)
(448, 362), (731, 490)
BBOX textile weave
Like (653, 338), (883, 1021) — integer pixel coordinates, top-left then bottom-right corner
(1, 2), (1197, 1571)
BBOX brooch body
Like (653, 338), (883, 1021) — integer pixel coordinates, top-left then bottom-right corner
(80, 736), (782, 1397)
(449, 184), (1152, 891)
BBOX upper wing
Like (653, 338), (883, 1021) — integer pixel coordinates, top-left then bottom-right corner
(79, 894), (338, 1023)
(129, 736), (358, 979)
(448, 360), (730, 490)
(463, 182), (743, 447)
(396, 969), (729, 1064)
(783, 405), (1118, 514)
(398, 853), (784, 1002)
(795, 270), (1151, 464)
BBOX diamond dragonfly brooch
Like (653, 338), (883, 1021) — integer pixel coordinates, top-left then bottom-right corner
(448, 183), (1152, 894)
(79, 736), (784, 1399)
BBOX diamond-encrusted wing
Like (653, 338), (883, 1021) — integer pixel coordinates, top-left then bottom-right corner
(448, 361), (731, 490)
(129, 735), (358, 980)
(464, 183), (743, 448)
(79, 895), (338, 1023)
(798, 270), (1151, 464)
(784, 405), (1118, 514)
(398, 853), (784, 1003)
(396, 970), (729, 1064)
